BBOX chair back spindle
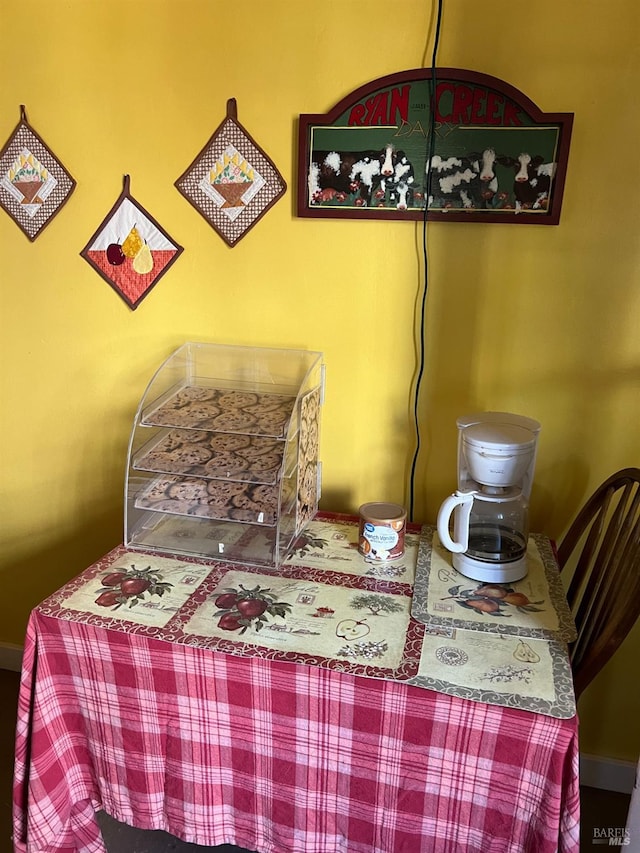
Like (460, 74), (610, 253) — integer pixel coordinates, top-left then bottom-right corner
(557, 468), (640, 699)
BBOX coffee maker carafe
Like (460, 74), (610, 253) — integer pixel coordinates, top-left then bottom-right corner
(437, 412), (541, 583)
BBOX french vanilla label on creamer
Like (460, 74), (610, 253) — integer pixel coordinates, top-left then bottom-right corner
(363, 521), (400, 560)
(359, 521), (405, 561)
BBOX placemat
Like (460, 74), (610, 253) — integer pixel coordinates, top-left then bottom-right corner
(36, 517), (576, 717)
(39, 543), (422, 684)
(412, 528), (577, 642)
(408, 626), (574, 717)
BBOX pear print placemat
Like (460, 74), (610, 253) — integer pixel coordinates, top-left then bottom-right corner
(411, 528), (577, 642)
(80, 175), (183, 309)
(0, 106), (76, 241)
(408, 624), (575, 718)
(175, 98), (286, 247)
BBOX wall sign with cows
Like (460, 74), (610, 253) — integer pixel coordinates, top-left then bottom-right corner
(297, 68), (573, 225)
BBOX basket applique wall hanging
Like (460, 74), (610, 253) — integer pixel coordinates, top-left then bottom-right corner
(175, 98), (286, 247)
(80, 175), (183, 310)
(0, 105), (76, 241)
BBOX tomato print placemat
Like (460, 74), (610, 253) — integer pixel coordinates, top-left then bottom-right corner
(175, 98), (286, 247)
(0, 106), (75, 241)
(412, 529), (577, 642)
(80, 175), (183, 309)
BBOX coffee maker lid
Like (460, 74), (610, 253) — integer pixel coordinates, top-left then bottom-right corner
(463, 422), (536, 453)
(457, 411), (541, 434)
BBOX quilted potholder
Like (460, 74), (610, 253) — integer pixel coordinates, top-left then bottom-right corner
(175, 98), (286, 247)
(80, 175), (183, 310)
(0, 105), (76, 241)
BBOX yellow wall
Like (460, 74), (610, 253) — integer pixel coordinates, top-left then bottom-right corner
(1, 0), (638, 762)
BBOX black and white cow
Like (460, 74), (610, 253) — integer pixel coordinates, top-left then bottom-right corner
(373, 151), (416, 210)
(497, 152), (556, 212)
(476, 147), (500, 205)
(426, 148), (498, 210)
(309, 144), (402, 207)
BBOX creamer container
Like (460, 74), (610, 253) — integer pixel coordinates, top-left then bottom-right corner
(358, 502), (407, 561)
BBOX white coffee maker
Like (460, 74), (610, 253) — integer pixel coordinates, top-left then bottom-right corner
(436, 412), (541, 583)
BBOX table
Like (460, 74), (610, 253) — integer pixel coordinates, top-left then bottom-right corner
(13, 514), (580, 853)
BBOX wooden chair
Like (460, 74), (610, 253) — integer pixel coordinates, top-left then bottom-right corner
(557, 467), (640, 700)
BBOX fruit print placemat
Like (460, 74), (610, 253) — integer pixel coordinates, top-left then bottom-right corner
(409, 624), (574, 717)
(35, 516), (575, 718)
(0, 105), (75, 241)
(175, 98), (286, 247)
(412, 529), (577, 642)
(80, 175), (183, 309)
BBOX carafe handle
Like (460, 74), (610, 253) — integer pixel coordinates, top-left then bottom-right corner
(437, 491), (475, 553)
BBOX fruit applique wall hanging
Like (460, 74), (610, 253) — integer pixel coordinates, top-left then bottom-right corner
(80, 174), (183, 309)
(175, 98), (286, 247)
(0, 105), (76, 241)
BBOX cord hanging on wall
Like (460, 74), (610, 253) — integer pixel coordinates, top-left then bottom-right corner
(409, 0), (444, 523)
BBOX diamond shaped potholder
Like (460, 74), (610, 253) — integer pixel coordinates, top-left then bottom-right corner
(80, 175), (183, 310)
(175, 99), (286, 247)
(0, 105), (76, 241)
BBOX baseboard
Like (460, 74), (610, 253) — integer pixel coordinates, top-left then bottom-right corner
(581, 753), (638, 794)
(0, 643), (23, 672)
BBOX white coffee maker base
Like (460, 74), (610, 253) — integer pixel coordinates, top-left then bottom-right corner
(452, 552), (528, 584)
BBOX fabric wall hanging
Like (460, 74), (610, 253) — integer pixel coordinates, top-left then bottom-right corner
(80, 175), (183, 310)
(297, 68), (573, 225)
(0, 105), (76, 241)
(175, 98), (286, 247)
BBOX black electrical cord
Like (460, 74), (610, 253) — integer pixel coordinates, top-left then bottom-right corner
(408, 0), (444, 522)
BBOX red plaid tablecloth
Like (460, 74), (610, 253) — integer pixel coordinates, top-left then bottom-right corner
(13, 606), (580, 853)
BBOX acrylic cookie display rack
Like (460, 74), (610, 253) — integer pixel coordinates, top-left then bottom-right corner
(125, 342), (324, 569)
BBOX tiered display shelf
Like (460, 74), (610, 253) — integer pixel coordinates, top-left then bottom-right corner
(125, 342), (324, 569)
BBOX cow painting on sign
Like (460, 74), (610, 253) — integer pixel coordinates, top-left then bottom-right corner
(308, 144), (416, 209)
(373, 151), (416, 210)
(426, 148), (556, 213)
(427, 148), (501, 210)
(496, 152), (556, 212)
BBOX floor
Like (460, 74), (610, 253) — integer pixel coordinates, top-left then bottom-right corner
(1, 667), (631, 852)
